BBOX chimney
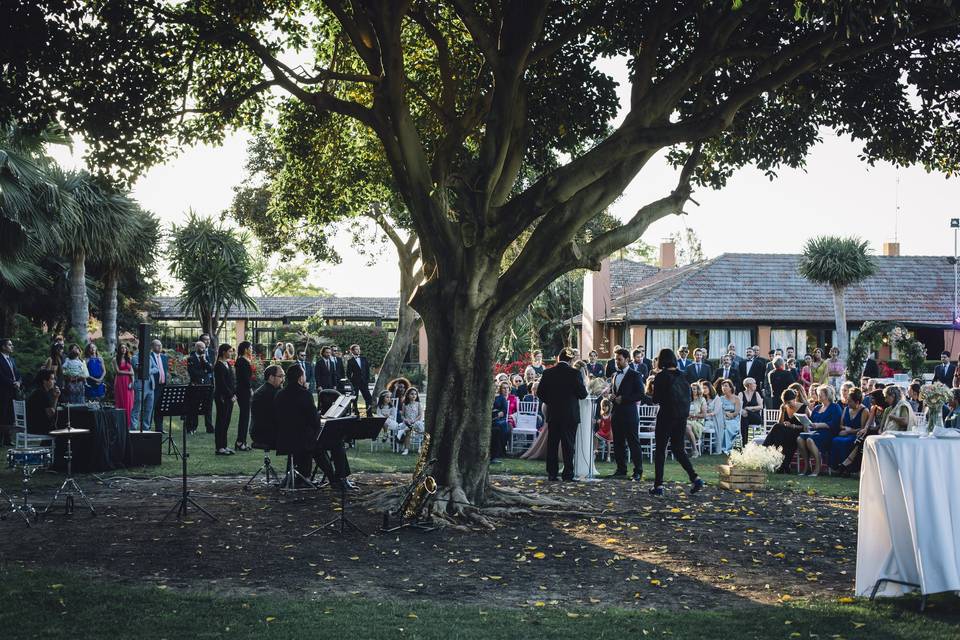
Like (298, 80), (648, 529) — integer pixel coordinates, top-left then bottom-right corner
(882, 242), (900, 257)
(659, 241), (676, 269)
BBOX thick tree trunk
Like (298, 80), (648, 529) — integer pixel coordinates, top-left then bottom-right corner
(374, 254), (420, 398)
(102, 272), (119, 355)
(832, 285), (849, 362)
(69, 252), (89, 343)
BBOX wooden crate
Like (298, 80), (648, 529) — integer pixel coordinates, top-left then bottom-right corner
(717, 465), (767, 491)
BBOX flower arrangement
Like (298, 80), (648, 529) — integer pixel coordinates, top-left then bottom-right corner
(920, 382), (951, 411)
(727, 443), (784, 472)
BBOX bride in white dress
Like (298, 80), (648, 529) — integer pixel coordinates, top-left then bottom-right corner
(573, 362), (598, 479)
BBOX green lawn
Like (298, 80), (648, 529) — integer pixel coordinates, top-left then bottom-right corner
(1, 566), (956, 640)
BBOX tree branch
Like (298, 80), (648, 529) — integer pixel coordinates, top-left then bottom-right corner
(448, 0), (496, 60)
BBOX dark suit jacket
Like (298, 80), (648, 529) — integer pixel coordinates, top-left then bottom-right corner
(714, 366), (743, 393)
(676, 357), (691, 372)
(630, 361), (649, 380)
(605, 359), (617, 378)
(768, 369), (794, 405)
(346, 355), (370, 388)
(214, 360), (236, 400)
(333, 357), (347, 391)
(250, 383), (279, 449)
(297, 360), (315, 386)
(0, 355), (20, 421)
(862, 358), (880, 379)
(933, 362), (956, 386)
(739, 359), (765, 388)
(684, 362), (713, 384)
(536, 362), (587, 426)
(274, 384), (318, 455)
(610, 367), (645, 429)
(187, 351), (213, 384)
(586, 362), (604, 378)
(314, 358), (337, 390)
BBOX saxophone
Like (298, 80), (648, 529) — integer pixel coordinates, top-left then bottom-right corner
(398, 433), (437, 520)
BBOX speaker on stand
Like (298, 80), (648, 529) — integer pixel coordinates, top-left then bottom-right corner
(126, 322), (162, 466)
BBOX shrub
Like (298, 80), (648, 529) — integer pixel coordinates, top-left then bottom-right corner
(317, 326), (390, 368)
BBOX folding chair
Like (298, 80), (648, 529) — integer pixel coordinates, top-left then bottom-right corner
(13, 399), (54, 448)
(510, 399), (540, 454)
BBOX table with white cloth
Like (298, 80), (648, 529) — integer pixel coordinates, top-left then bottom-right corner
(855, 434), (960, 604)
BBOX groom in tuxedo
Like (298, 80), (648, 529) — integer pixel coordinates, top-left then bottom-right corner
(608, 348), (645, 481)
(536, 347), (587, 481)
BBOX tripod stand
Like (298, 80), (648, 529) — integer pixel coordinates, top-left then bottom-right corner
(45, 427), (96, 516)
(162, 385), (216, 522)
(279, 454), (319, 491)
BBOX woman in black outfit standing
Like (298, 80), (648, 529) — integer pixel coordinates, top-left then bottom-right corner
(213, 343), (236, 456)
(650, 348), (703, 496)
(234, 341), (253, 452)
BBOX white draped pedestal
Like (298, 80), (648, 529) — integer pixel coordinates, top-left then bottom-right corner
(855, 435), (960, 608)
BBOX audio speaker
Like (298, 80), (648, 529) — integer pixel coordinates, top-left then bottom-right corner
(137, 322), (151, 380)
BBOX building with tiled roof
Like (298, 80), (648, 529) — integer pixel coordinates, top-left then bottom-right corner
(579, 242), (955, 362)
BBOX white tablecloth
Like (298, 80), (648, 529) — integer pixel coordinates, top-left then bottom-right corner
(856, 435), (960, 597)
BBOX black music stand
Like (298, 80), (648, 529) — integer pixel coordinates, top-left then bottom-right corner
(162, 384), (216, 522)
(156, 384), (189, 459)
(303, 416), (384, 538)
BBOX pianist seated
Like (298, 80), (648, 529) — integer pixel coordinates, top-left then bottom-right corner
(27, 369), (60, 435)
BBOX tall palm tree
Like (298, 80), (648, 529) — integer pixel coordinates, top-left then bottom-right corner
(798, 236), (877, 361)
(167, 212), (257, 348)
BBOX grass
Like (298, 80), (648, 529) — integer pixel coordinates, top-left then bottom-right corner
(1, 566), (957, 640)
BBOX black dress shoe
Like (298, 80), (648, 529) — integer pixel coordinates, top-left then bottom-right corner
(606, 471), (628, 478)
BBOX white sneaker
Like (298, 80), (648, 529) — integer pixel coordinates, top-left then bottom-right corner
(401, 449), (409, 456)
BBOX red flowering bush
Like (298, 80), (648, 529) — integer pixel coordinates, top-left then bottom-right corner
(493, 353), (534, 377)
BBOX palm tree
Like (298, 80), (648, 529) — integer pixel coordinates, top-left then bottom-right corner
(167, 212), (257, 348)
(93, 203), (160, 353)
(798, 236), (877, 360)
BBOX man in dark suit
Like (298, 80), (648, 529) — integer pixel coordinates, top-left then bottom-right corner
(636, 346), (653, 373)
(714, 354), (743, 392)
(767, 357), (794, 406)
(933, 351), (956, 386)
(586, 351), (605, 378)
(604, 345), (622, 379)
(862, 350), (880, 380)
(330, 345), (347, 393)
(149, 340), (170, 427)
(739, 347), (765, 389)
(607, 348), (646, 481)
(535, 347), (587, 481)
(314, 345), (337, 392)
(630, 349), (650, 380)
(676, 346), (691, 371)
(296, 349), (315, 393)
(250, 364), (283, 450)
(684, 348), (713, 384)
(346, 343), (374, 416)
(185, 340), (214, 434)
(0, 338), (23, 445)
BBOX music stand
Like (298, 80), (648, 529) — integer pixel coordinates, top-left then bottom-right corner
(303, 416), (385, 538)
(156, 384), (190, 459)
(162, 384), (216, 522)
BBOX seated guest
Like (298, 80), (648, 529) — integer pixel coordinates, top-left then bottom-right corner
(387, 377), (412, 423)
(274, 364), (319, 486)
(944, 388), (960, 428)
(686, 383), (707, 457)
(834, 389), (887, 474)
(491, 381), (513, 463)
(906, 382), (922, 414)
(27, 369), (60, 434)
(396, 387), (425, 456)
(738, 377), (763, 448)
(880, 385), (913, 432)
(250, 364), (284, 450)
(375, 390), (400, 440)
(701, 380), (723, 451)
(797, 385), (842, 477)
(830, 387), (867, 473)
(763, 389), (807, 474)
(510, 373), (527, 398)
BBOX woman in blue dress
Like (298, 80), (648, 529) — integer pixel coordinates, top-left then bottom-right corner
(797, 385), (842, 476)
(718, 379), (742, 454)
(831, 387), (867, 472)
(84, 342), (106, 400)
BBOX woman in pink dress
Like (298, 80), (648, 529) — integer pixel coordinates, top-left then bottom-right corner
(113, 343), (135, 427)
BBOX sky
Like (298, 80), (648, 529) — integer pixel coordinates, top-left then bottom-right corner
(50, 59), (958, 298)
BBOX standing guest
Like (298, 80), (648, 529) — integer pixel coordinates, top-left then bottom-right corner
(933, 351), (956, 386)
(676, 346), (691, 371)
(62, 344), (89, 404)
(346, 344), (374, 416)
(797, 385), (842, 476)
(213, 343), (236, 455)
(636, 346), (653, 373)
(44, 342), (65, 386)
(0, 338), (23, 444)
(83, 343), (106, 401)
(799, 354), (814, 391)
(273, 341), (285, 360)
(535, 347), (587, 482)
(396, 387), (425, 456)
(739, 347), (764, 393)
(250, 364), (284, 450)
(718, 379), (742, 454)
(283, 342), (296, 361)
(831, 387), (867, 472)
(764, 389), (807, 474)
(605, 345), (622, 378)
(714, 354), (742, 392)
(767, 357), (794, 409)
(330, 345), (347, 393)
(112, 344), (135, 427)
(314, 346), (337, 391)
(738, 377), (763, 447)
(826, 346), (845, 393)
(586, 351), (605, 378)
(491, 381), (513, 463)
(686, 383), (707, 457)
(296, 349), (315, 393)
(785, 346), (797, 364)
(684, 348), (713, 384)
(726, 343), (743, 369)
(185, 340), (215, 434)
(27, 369), (59, 434)
(198, 334), (216, 431)
(148, 340), (169, 426)
(785, 357), (799, 383)
(630, 348), (649, 379)
(862, 351), (881, 380)
(649, 348), (703, 496)
(751, 345), (769, 371)
(605, 348), (645, 481)
(234, 341), (254, 452)
(274, 364), (318, 486)
(809, 348), (829, 385)
(531, 350), (545, 376)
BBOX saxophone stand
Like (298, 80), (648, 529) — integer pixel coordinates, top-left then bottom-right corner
(45, 426), (95, 516)
(380, 458), (438, 534)
(162, 385), (216, 522)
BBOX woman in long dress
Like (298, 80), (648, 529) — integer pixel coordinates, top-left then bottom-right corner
(113, 343), (135, 427)
(573, 361), (597, 479)
(718, 379), (742, 454)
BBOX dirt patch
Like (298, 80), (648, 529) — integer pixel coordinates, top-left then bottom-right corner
(0, 473), (858, 610)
